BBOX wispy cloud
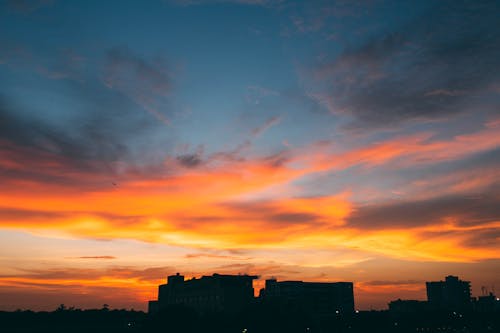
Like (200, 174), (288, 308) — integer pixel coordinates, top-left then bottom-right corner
(185, 253), (252, 260)
(4, 0), (54, 13)
(103, 47), (172, 125)
(251, 116), (282, 137)
(424, 89), (466, 97)
(168, 0), (283, 7)
(245, 85), (279, 105)
(72, 256), (117, 260)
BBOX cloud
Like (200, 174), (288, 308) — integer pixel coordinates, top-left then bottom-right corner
(0, 40), (86, 81)
(176, 145), (205, 168)
(1, 94), (499, 263)
(0, 207), (150, 236)
(176, 153), (203, 168)
(1, 115), (498, 260)
(306, 119), (500, 173)
(287, 0), (369, 34)
(460, 228), (500, 248)
(168, 0), (283, 7)
(0, 207), (65, 221)
(0, 266), (175, 283)
(0, 266), (176, 310)
(219, 199), (331, 226)
(347, 187), (500, 230)
(164, 194), (351, 245)
(245, 85), (279, 105)
(424, 89), (466, 97)
(363, 280), (423, 287)
(74, 256), (117, 260)
(103, 47), (172, 125)
(4, 0), (54, 13)
(0, 75), (173, 187)
(0, 163), (352, 246)
(402, 149), (500, 200)
(310, 1), (500, 127)
(251, 116), (282, 137)
(184, 253), (251, 260)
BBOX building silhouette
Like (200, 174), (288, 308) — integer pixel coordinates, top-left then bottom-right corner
(149, 273), (257, 314)
(474, 292), (500, 313)
(426, 275), (472, 311)
(388, 299), (428, 313)
(259, 278), (355, 315)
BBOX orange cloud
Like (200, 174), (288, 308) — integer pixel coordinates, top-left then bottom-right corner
(0, 119), (499, 266)
(0, 266), (164, 310)
(305, 117), (500, 172)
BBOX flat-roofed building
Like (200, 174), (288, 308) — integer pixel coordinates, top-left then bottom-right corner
(260, 278), (355, 315)
(151, 273), (257, 313)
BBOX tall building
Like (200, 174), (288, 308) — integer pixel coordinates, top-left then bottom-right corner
(426, 275), (472, 311)
(260, 278), (355, 315)
(151, 273), (257, 313)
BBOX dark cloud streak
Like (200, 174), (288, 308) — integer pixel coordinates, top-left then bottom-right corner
(0, 47), (176, 185)
(347, 187), (500, 229)
(4, 0), (54, 13)
(313, 0), (500, 127)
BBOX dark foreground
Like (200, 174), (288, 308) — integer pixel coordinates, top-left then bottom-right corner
(1, 305), (499, 333)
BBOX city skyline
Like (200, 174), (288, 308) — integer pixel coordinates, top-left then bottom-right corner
(148, 273), (496, 314)
(3, 273), (498, 333)
(1, 0), (499, 311)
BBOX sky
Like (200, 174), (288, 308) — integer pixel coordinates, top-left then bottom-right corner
(0, 0), (499, 311)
